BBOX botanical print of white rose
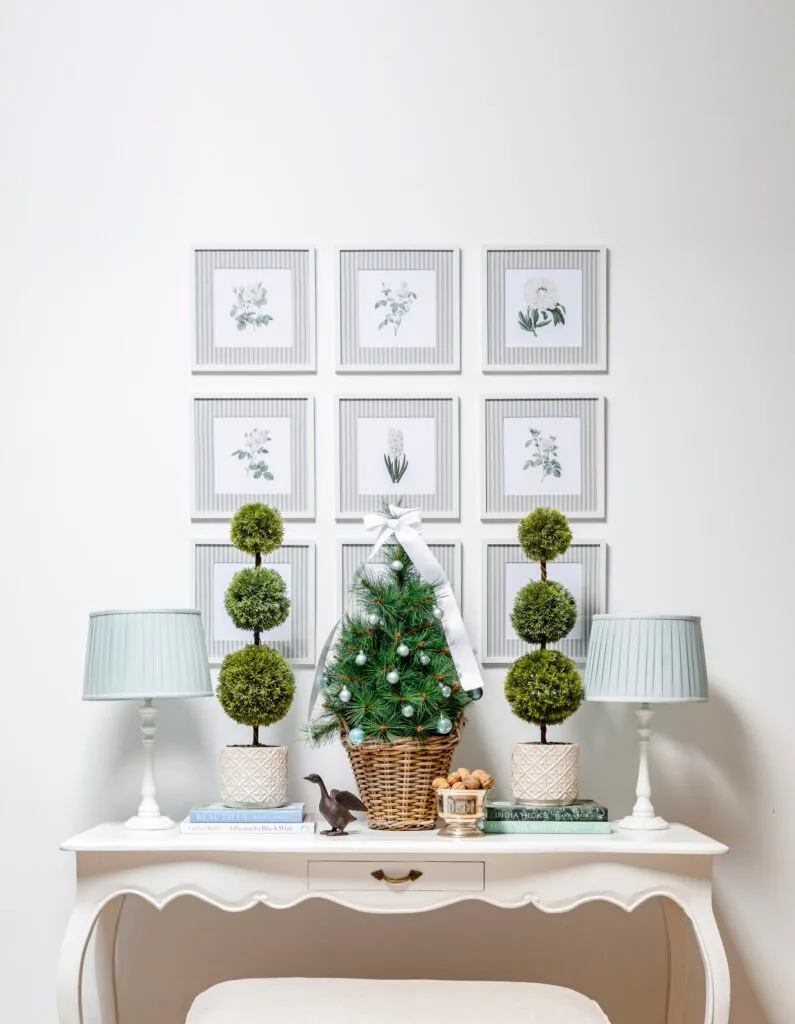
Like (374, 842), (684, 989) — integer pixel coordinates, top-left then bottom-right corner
(232, 427), (274, 480)
(375, 282), (417, 336)
(504, 268), (583, 349)
(212, 268), (295, 350)
(523, 427), (562, 482)
(502, 417), (582, 497)
(229, 282), (273, 332)
(357, 270), (437, 349)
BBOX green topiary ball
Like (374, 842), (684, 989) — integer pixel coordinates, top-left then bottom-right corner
(504, 649), (583, 727)
(230, 503), (284, 556)
(217, 644), (295, 727)
(224, 567), (290, 633)
(517, 508), (572, 562)
(510, 579), (577, 645)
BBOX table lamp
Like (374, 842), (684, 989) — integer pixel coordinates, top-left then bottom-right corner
(83, 610), (212, 830)
(583, 614), (708, 831)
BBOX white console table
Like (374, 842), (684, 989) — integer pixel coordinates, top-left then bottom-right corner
(57, 823), (729, 1024)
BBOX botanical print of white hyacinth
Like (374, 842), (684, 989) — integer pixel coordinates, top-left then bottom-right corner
(230, 282), (274, 332)
(232, 427), (274, 480)
(375, 281), (417, 336)
(383, 426), (409, 484)
(523, 427), (562, 482)
(518, 278), (566, 337)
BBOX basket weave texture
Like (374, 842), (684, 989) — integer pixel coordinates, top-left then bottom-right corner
(343, 728), (461, 831)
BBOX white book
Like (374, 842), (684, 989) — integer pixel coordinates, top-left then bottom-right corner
(180, 817), (315, 835)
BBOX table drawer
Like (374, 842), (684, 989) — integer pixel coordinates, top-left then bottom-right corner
(307, 860), (484, 892)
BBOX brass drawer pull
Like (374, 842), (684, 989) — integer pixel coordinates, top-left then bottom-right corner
(371, 869), (423, 885)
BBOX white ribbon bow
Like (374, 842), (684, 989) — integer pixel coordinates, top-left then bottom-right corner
(308, 506), (484, 721)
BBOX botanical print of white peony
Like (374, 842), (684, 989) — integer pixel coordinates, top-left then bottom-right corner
(518, 278), (566, 336)
(230, 282), (274, 332)
(384, 426), (408, 483)
(232, 427), (274, 480)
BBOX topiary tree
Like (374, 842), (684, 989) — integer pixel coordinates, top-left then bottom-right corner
(504, 508), (584, 743)
(217, 502), (296, 746)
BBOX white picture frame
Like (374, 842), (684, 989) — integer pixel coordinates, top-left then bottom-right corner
(192, 395), (315, 520)
(481, 395), (605, 521)
(193, 540), (316, 666)
(483, 245), (607, 373)
(337, 539), (463, 617)
(193, 246), (316, 373)
(481, 539), (607, 665)
(335, 396), (460, 521)
(336, 246), (461, 373)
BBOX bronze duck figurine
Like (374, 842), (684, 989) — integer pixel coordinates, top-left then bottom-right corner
(304, 773), (366, 836)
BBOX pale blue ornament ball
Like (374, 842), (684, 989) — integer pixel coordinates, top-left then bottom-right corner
(436, 715), (453, 734)
(367, 613), (380, 626)
(419, 653), (431, 666)
(339, 686), (351, 704)
(440, 684), (451, 698)
(401, 703), (415, 718)
(390, 559), (403, 572)
(432, 606), (443, 620)
(397, 642), (410, 658)
(355, 650), (367, 666)
(348, 727), (365, 746)
(386, 669), (400, 684)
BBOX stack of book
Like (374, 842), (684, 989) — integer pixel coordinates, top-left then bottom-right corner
(180, 802), (314, 835)
(482, 800), (611, 835)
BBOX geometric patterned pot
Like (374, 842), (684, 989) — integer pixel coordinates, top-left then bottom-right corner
(511, 743), (579, 807)
(220, 745), (289, 808)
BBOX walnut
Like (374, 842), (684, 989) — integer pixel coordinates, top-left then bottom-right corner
(464, 776), (482, 790)
(451, 781), (467, 790)
(431, 777), (449, 791)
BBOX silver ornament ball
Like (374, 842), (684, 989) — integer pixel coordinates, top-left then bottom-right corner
(338, 686), (351, 704)
(431, 606), (443, 620)
(396, 642), (410, 658)
(348, 727), (365, 746)
(367, 613), (380, 626)
(440, 684), (451, 698)
(401, 703), (415, 718)
(355, 650), (367, 666)
(386, 670), (400, 684)
(419, 653), (431, 666)
(436, 715), (453, 735)
(390, 559), (403, 572)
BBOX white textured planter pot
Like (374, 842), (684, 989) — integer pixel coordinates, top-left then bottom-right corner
(511, 742), (580, 807)
(220, 745), (289, 808)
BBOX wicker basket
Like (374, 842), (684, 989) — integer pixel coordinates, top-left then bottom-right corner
(343, 728), (461, 831)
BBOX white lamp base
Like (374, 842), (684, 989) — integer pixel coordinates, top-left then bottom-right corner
(616, 703), (671, 832)
(125, 813), (176, 831)
(124, 699), (176, 831)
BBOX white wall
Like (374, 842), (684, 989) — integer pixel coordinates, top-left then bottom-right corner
(1, 2), (793, 1021)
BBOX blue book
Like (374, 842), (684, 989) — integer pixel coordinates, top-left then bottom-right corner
(189, 802), (305, 824)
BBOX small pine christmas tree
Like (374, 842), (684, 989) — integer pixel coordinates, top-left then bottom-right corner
(504, 508), (584, 743)
(217, 503), (296, 745)
(311, 541), (472, 745)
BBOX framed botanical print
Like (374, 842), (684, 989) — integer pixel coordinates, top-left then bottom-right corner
(338, 539), (462, 617)
(193, 247), (316, 372)
(482, 395), (605, 520)
(336, 247), (460, 372)
(192, 395), (315, 520)
(482, 540), (607, 664)
(483, 246), (607, 372)
(193, 540), (316, 665)
(335, 396), (459, 520)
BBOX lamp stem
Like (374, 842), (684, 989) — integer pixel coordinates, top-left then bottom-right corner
(617, 702), (669, 831)
(124, 699), (176, 830)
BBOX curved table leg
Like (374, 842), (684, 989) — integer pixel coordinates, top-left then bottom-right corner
(687, 897), (731, 1024)
(662, 897), (688, 1024)
(56, 895), (126, 1024)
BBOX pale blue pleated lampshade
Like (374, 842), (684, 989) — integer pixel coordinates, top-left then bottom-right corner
(583, 614), (709, 703)
(83, 610), (212, 700)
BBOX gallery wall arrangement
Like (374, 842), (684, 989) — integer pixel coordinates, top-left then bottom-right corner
(190, 245), (609, 670)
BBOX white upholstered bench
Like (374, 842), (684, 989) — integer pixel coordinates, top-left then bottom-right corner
(186, 978), (611, 1022)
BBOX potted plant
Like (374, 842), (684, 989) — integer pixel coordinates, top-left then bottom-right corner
(310, 538), (476, 831)
(217, 502), (296, 808)
(505, 508), (584, 806)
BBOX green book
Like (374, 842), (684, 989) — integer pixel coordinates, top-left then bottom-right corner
(482, 819), (612, 835)
(485, 799), (608, 823)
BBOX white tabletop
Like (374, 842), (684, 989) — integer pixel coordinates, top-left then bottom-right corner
(62, 822), (728, 856)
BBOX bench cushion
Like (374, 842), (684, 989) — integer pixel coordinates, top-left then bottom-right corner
(186, 978), (610, 1022)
